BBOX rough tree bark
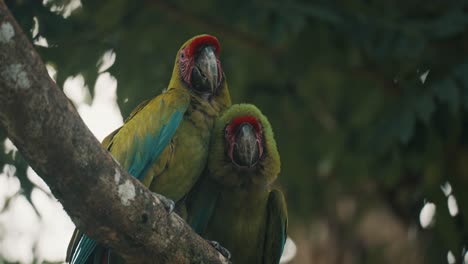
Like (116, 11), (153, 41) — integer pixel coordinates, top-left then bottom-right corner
(0, 2), (227, 263)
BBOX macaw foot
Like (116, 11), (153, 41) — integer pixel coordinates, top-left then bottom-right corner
(152, 193), (175, 213)
(208, 240), (231, 260)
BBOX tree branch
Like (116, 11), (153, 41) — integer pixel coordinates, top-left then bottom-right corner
(0, 2), (227, 263)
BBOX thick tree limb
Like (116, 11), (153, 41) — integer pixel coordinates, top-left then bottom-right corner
(0, 2), (227, 263)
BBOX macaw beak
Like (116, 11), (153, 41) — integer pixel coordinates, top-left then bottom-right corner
(232, 123), (260, 167)
(191, 45), (219, 93)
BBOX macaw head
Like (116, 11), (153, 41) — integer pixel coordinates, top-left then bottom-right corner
(225, 115), (264, 168)
(174, 34), (223, 95)
(208, 104), (280, 187)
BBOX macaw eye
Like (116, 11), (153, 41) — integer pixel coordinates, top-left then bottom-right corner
(180, 52), (185, 59)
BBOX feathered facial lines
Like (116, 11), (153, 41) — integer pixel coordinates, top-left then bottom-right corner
(178, 35), (223, 95)
(224, 115), (265, 169)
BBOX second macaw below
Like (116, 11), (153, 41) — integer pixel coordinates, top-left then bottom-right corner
(186, 104), (288, 264)
(66, 34), (231, 264)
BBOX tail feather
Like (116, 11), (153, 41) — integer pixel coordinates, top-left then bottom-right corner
(70, 235), (97, 264)
(101, 249), (111, 264)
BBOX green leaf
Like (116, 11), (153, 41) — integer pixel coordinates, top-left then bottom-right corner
(453, 63), (468, 110)
(397, 108), (415, 144)
(432, 78), (459, 113)
(414, 93), (435, 124)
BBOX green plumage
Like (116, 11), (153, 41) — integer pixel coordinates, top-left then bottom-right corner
(66, 34), (231, 264)
(186, 104), (288, 264)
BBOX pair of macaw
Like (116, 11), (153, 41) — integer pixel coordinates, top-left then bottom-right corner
(66, 34), (287, 264)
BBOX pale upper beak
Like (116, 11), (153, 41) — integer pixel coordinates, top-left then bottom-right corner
(192, 45), (219, 93)
(233, 123), (260, 167)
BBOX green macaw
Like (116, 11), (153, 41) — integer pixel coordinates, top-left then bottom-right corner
(66, 34), (231, 264)
(186, 104), (288, 264)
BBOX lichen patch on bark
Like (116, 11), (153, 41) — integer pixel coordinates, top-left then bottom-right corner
(1, 64), (30, 89)
(118, 180), (135, 206)
(0, 22), (14, 43)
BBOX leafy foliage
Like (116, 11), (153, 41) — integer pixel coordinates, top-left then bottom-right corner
(2, 0), (468, 263)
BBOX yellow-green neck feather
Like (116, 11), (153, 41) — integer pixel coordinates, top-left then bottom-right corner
(167, 36), (192, 91)
(208, 104), (280, 187)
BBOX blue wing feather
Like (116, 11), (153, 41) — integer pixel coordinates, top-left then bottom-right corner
(187, 178), (219, 234)
(129, 110), (184, 180)
(280, 221), (286, 255)
(264, 189), (288, 264)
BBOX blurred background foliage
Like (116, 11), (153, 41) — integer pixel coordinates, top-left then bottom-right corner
(1, 0), (468, 263)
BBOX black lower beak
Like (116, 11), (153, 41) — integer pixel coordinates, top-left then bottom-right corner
(191, 46), (219, 93)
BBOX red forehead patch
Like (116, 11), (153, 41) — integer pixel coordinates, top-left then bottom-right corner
(187, 35), (221, 57)
(227, 115), (261, 134)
